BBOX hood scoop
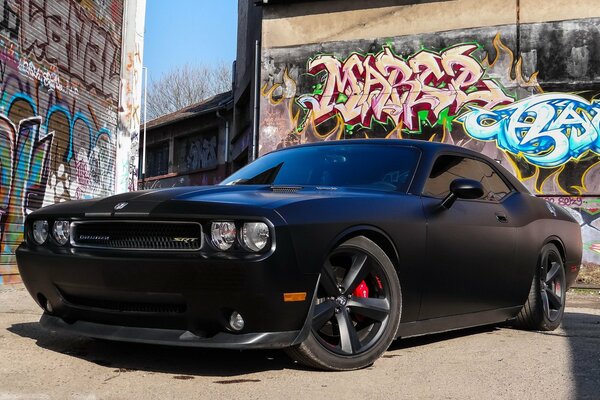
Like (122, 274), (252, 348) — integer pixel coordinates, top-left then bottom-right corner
(270, 185), (303, 194)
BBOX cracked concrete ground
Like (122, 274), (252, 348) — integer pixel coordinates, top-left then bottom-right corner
(1, 284), (599, 400)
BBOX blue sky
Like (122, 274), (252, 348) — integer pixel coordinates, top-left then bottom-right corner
(143, 0), (238, 81)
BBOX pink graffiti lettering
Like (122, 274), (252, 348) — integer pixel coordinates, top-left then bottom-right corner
(558, 196), (583, 207)
(545, 196), (584, 207)
(75, 157), (91, 188)
(298, 45), (513, 131)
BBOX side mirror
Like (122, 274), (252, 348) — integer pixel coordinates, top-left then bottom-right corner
(439, 179), (484, 209)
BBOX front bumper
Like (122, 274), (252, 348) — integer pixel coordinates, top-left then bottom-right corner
(17, 243), (318, 349)
(40, 314), (305, 349)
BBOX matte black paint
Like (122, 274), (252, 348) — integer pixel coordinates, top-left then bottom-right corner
(16, 140), (582, 348)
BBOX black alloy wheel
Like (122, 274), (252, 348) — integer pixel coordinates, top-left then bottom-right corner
(540, 251), (565, 323)
(286, 236), (401, 370)
(515, 243), (566, 331)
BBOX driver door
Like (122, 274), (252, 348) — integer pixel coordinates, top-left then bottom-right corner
(418, 154), (517, 320)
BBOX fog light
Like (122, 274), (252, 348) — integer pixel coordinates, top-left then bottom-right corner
(32, 220), (49, 244)
(229, 311), (245, 332)
(53, 220), (70, 245)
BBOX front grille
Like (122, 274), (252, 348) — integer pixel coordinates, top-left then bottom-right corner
(72, 221), (202, 251)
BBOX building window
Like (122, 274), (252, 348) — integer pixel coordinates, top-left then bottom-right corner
(146, 142), (169, 177)
(174, 133), (218, 173)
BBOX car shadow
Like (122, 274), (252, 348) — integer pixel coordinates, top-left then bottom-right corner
(9, 310), (599, 388)
(8, 319), (499, 376)
(388, 325), (499, 351)
(7, 321), (308, 377)
(553, 310), (600, 400)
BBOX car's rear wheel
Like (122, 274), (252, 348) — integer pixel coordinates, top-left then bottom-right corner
(286, 236), (401, 371)
(515, 243), (566, 331)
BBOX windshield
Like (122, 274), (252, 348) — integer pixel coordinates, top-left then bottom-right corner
(221, 144), (420, 192)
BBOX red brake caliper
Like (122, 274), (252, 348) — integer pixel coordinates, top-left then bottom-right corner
(352, 281), (369, 322)
(353, 281), (369, 298)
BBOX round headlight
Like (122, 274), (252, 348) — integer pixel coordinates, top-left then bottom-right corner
(32, 220), (49, 244)
(53, 220), (70, 245)
(211, 221), (236, 251)
(241, 222), (270, 252)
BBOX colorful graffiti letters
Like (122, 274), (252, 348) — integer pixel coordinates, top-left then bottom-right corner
(460, 94), (600, 167)
(297, 45), (513, 131)
(0, 0), (124, 279)
(0, 115), (51, 262)
(18, 0), (120, 103)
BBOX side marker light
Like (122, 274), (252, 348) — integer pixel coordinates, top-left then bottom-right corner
(283, 292), (307, 302)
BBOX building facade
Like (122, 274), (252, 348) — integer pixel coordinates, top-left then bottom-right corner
(231, 0), (263, 172)
(253, 0), (600, 264)
(0, 0), (145, 284)
(140, 92), (233, 188)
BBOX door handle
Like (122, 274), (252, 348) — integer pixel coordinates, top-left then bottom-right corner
(496, 213), (508, 223)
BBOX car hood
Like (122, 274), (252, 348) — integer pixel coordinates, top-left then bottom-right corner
(31, 185), (397, 218)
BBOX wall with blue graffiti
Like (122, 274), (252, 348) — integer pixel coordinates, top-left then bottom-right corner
(460, 94), (600, 168)
(0, 0), (124, 284)
(259, 1), (600, 264)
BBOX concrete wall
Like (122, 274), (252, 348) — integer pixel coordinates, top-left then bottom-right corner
(116, 0), (146, 194)
(258, 0), (600, 264)
(0, 0), (144, 284)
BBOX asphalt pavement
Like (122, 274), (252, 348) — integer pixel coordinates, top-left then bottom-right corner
(1, 284), (599, 400)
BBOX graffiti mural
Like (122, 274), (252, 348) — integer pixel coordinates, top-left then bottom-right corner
(460, 94), (600, 167)
(297, 45), (513, 133)
(0, 0), (125, 284)
(116, 41), (143, 193)
(260, 24), (600, 264)
(175, 134), (218, 173)
(16, 0), (122, 102)
(542, 196), (600, 264)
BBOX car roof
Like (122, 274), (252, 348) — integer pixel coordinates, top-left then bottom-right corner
(270, 138), (480, 157)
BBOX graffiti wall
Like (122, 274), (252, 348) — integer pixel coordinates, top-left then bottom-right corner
(542, 196), (600, 264)
(0, 0), (125, 284)
(143, 166), (226, 190)
(259, 15), (600, 263)
(174, 133), (219, 173)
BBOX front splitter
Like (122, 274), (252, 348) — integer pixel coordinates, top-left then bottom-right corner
(40, 313), (303, 349)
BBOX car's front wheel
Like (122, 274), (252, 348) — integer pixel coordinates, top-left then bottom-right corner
(515, 243), (566, 331)
(286, 236), (401, 371)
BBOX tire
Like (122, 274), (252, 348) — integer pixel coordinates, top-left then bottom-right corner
(515, 243), (566, 331)
(286, 236), (401, 371)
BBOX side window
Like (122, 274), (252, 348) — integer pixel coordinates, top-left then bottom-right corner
(477, 160), (512, 201)
(423, 155), (512, 202)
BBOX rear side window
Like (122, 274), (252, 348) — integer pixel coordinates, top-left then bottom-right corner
(423, 155), (512, 202)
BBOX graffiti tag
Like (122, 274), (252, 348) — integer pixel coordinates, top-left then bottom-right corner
(460, 94), (600, 167)
(297, 45), (513, 131)
(544, 196), (584, 207)
(16, 0), (120, 103)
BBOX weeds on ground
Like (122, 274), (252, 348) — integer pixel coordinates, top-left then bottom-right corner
(576, 263), (600, 285)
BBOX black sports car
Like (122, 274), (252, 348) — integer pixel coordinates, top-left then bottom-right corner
(17, 140), (582, 371)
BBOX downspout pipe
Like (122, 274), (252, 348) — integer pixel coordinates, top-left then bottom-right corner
(141, 66), (148, 189)
(216, 109), (230, 175)
(252, 39), (261, 161)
